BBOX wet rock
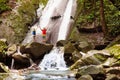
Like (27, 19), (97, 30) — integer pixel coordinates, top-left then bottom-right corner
(0, 63), (9, 73)
(78, 75), (93, 80)
(72, 51), (82, 62)
(70, 56), (102, 70)
(56, 40), (68, 47)
(12, 53), (31, 69)
(111, 60), (120, 67)
(20, 42), (53, 59)
(70, 50), (111, 70)
(64, 42), (77, 66)
(90, 50), (111, 62)
(64, 42), (77, 53)
(77, 41), (93, 53)
(77, 65), (104, 75)
(103, 58), (118, 68)
(12, 53), (30, 63)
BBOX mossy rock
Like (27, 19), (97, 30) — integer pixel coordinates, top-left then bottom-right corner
(107, 44), (120, 59)
(0, 40), (7, 53)
(64, 42), (77, 53)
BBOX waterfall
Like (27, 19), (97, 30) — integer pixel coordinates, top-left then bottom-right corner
(22, 0), (76, 45)
(37, 0), (77, 69)
(39, 47), (67, 70)
(20, 0), (77, 79)
(57, 0), (74, 41)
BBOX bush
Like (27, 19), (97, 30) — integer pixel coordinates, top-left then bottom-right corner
(0, 0), (10, 13)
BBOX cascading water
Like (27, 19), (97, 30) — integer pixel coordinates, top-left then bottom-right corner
(39, 47), (66, 70)
(57, 0), (74, 41)
(21, 0), (77, 79)
(37, 0), (77, 70)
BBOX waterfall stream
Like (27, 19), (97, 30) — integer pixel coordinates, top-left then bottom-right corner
(39, 47), (67, 70)
(21, 0), (77, 79)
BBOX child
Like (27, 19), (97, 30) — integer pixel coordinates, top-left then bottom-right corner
(32, 28), (36, 41)
(40, 27), (47, 43)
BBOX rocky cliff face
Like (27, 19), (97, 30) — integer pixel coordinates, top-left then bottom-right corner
(0, 0), (39, 44)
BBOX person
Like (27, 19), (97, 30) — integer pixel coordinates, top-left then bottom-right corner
(40, 27), (47, 43)
(32, 28), (36, 41)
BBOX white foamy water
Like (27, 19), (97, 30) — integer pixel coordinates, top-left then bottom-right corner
(57, 0), (74, 41)
(39, 47), (67, 70)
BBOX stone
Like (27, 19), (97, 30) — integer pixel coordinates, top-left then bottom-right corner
(78, 75), (93, 80)
(0, 63), (9, 73)
(20, 42), (53, 59)
(6, 44), (17, 56)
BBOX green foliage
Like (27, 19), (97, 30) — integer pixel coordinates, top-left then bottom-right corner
(7, 0), (37, 43)
(0, 0), (10, 13)
(0, 41), (7, 53)
(6, 0), (48, 43)
(0, 0), (47, 43)
(76, 0), (98, 27)
(39, 0), (48, 6)
(104, 0), (120, 37)
(76, 0), (120, 37)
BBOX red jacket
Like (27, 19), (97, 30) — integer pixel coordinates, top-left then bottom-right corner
(41, 29), (47, 35)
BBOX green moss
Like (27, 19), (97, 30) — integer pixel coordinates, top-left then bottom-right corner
(6, 0), (40, 43)
(69, 27), (80, 41)
(0, 41), (7, 53)
(94, 54), (107, 62)
(107, 44), (120, 59)
(0, 0), (11, 13)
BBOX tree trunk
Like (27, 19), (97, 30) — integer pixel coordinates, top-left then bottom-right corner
(100, 0), (108, 37)
(93, 0), (96, 28)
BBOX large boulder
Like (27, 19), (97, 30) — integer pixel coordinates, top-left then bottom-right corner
(12, 53), (30, 69)
(70, 50), (111, 70)
(64, 42), (77, 53)
(77, 65), (104, 75)
(64, 42), (77, 66)
(20, 42), (53, 59)
(77, 41), (93, 53)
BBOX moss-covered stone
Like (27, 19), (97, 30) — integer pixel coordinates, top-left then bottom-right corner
(0, 41), (7, 53)
(107, 44), (120, 59)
